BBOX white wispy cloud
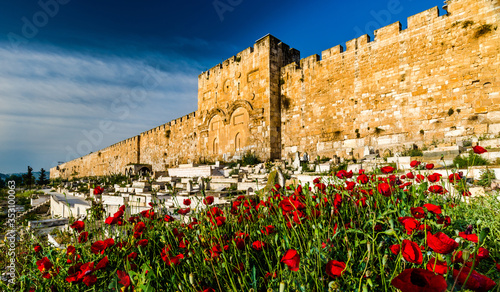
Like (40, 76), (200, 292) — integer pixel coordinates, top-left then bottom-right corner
(0, 42), (200, 173)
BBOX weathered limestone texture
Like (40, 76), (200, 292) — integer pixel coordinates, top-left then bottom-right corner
(280, 0), (500, 160)
(51, 0), (500, 180)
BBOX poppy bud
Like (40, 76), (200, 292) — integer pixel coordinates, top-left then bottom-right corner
(279, 282), (285, 292)
(462, 250), (471, 262)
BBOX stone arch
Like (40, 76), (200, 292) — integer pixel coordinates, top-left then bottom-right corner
(205, 108), (227, 128)
(227, 100), (254, 119)
(229, 106), (250, 155)
(208, 114), (224, 156)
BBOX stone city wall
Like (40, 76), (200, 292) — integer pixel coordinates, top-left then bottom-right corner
(280, 0), (500, 160)
(51, 0), (500, 179)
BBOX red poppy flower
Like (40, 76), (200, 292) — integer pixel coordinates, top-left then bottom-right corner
(415, 174), (425, 183)
(93, 186), (104, 195)
(214, 216), (226, 227)
(336, 170), (347, 179)
(117, 270), (131, 287)
(357, 174), (369, 184)
(398, 217), (420, 235)
(281, 249), (300, 271)
(178, 208), (190, 215)
(183, 198), (191, 206)
(411, 207), (426, 219)
(136, 239), (148, 248)
(406, 172), (415, 179)
(427, 232), (458, 254)
(164, 215), (175, 222)
(459, 231), (478, 243)
(436, 215), (451, 227)
(325, 260), (346, 278)
(251, 241), (266, 251)
(82, 275), (97, 286)
(477, 247), (490, 260)
(390, 244), (401, 255)
(453, 266), (496, 292)
(391, 268), (447, 292)
(448, 173), (461, 183)
(262, 225), (276, 235)
(78, 231), (89, 243)
(95, 256), (109, 270)
(70, 220), (85, 233)
(37, 257), (54, 274)
(381, 166), (396, 174)
(34, 245), (42, 253)
(345, 181), (356, 190)
(423, 204), (441, 214)
(66, 245), (76, 256)
(203, 196), (214, 205)
(402, 240), (423, 264)
(426, 258), (448, 275)
(377, 183), (393, 197)
(91, 241), (107, 255)
(410, 160), (421, 168)
(473, 145), (487, 154)
(425, 163), (434, 170)
(428, 185), (446, 194)
(427, 173), (442, 183)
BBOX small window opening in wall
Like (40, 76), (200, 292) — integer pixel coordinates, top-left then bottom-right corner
(235, 133), (241, 151)
(213, 138), (218, 154)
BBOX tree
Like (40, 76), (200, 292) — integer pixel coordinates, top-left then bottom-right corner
(7, 174), (23, 186)
(24, 166), (34, 189)
(0, 177), (5, 188)
(38, 168), (49, 186)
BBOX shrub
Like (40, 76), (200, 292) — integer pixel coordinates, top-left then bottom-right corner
(401, 148), (423, 157)
(474, 24), (493, 38)
(477, 168), (496, 187)
(453, 153), (489, 168)
(241, 152), (260, 166)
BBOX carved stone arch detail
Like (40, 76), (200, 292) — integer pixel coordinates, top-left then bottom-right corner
(204, 108), (227, 128)
(227, 100), (254, 119)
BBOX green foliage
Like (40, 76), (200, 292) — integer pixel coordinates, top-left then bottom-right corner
(23, 166), (34, 189)
(229, 169), (239, 176)
(453, 153), (490, 168)
(4, 163), (500, 291)
(37, 168), (49, 186)
(462, 139), (472, 147)
(316, 155), (330, 163)
(331, 162), (348, 174)
(401, 147), (423, 157)
(477, 168), (496, 187)
(241, 152), (260, 166)
(300, 162), (314, 173)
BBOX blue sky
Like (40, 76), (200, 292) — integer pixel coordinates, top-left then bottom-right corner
(0, 0), (446, 174)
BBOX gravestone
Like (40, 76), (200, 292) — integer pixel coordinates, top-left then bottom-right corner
(197, 177), (205, 191)
(292, 152), (301, 169)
